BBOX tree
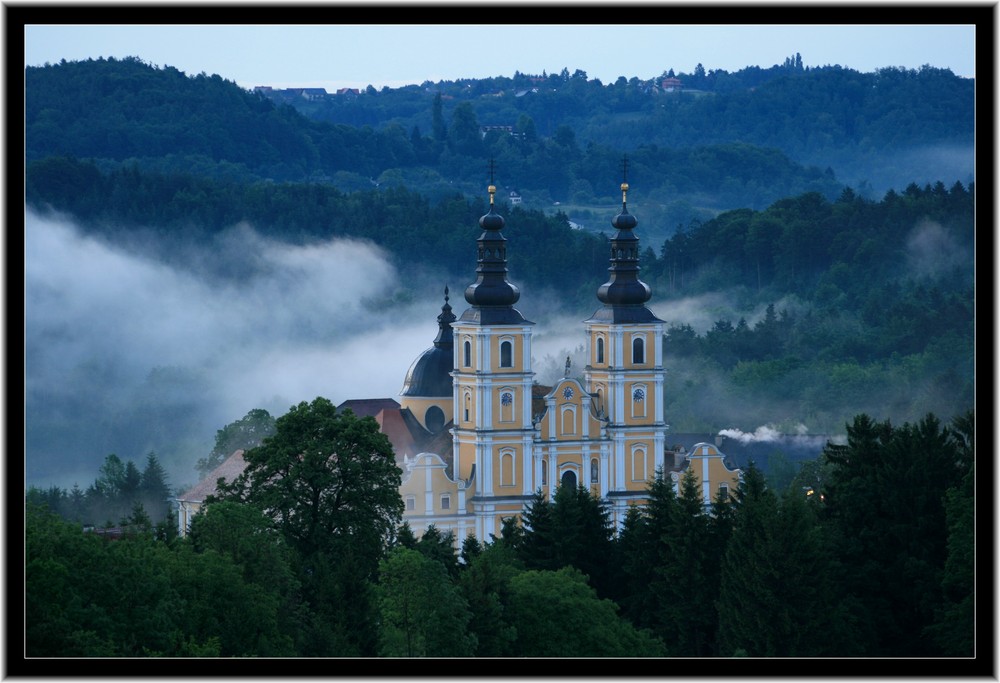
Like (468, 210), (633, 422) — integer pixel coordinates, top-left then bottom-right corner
(139, 451), (171, 524)
(196, 408), (276, 477)
(219, 397), (403, 561)
(653, 467), (717, 656)
(431, 91), (446, 142)
(217, 397), (404, 655)
(377, 547), (476, 657)
(507, 567), (665, 656)
(717, 462), (858, 656)
(414, 524), (460, 579)
(447, 101), (483, 157)
(457, 539), (521, 656)
(819, 412), (970, 656)
(518, 484), (615, 598)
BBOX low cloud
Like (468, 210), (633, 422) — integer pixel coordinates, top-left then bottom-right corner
(25, 208), (448, 489)
(903, 218), (969, 279)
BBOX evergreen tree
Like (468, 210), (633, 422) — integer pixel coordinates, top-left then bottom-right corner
(518, 485), (615, 598)
(139, 451), (171, 524)
(654, 468), (716, 656)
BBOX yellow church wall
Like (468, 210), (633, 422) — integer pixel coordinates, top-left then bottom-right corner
(490, 384), (525, 429)
(537, 379), (605, 441)
(490, 443), (526, 493)
(458, 386), (476, 426)
(683, 443), (743, 505)
(399, 396), (453, 431)
(455, 331), (477, 371)
(626, 331), (653, 367)
(625, 439), (655, 488)
(455, 439), (477, 482)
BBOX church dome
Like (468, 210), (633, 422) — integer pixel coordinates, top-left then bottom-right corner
(401, 288), (455, 398)
(400, 345), (453, 397)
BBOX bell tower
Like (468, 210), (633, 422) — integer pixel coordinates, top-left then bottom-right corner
(584, 158), (667, 525)
(451, 164), (536, 541)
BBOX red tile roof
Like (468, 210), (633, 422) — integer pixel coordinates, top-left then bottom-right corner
(338, 398), (401, 419)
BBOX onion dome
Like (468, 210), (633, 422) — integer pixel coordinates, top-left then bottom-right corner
(587, 160), (664, 324)
(460, 169), (531, 325)
(401, 288), (457, 397)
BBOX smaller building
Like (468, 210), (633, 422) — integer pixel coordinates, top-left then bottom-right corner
(175, 449), (247, 535)
(661, 77), (683, 92)
(666, 442), (742, 508)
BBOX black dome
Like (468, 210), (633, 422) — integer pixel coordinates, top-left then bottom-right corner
(402, 288), (456, 397)
(400, 345), (453, 397)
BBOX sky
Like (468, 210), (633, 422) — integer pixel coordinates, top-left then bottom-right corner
(23, 22), (977, 93)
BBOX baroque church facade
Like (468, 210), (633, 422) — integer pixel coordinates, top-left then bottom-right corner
(177, 173), (742, 541)
(391, 175), (737, 543)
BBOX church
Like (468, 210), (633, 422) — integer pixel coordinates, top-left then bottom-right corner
(380, 173), (740, 542)
(177, 172), (743, 542)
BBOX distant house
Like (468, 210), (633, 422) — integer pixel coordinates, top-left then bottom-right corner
(480, 125), (514, 139)
(661, 77), (683, 92)
(508, 191), (522, 206)
(299, 87), (328, 100)
(176, 449), (248, 535)
(336, 87), (360, 97)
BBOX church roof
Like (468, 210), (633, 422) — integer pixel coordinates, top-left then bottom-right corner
(586, 157), (663, 325)
(338, 398), (401, 418)
(177, 449), (248, 503)
(458, 171), (532, 326)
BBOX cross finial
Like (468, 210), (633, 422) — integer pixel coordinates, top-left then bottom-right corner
(620, 155), (629, 206)
(488, 159), (497, 205)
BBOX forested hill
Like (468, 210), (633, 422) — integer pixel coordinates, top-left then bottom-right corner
(26, 56), (972, 234)
(24, 55), (975, 475)
(286, 59), (975, 196)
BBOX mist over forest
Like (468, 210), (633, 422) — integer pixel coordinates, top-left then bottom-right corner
(18, 209), (663, 489)
(23, 56), (975, 493)
(25, 208), (445, 489)
(28, 198), (843, 491)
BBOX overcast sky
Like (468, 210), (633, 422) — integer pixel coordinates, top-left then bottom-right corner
(24, 22), (977, 92)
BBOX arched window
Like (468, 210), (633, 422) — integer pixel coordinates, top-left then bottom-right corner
(500, 339), (513, 368)
(596, 336), (605, 364)
(632, 336), (645, 364)
(500, 450), (515, 487)
(561, 470), (577, 490)
(541, 460), (547, 486)
(561, 405), (576, 435)
(463, 391), (472, 422)
(590, 458), (599, 484)
(631, 446), (647, 482)
(463, 340), (471, 367)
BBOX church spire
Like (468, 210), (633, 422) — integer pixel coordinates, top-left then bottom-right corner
(588, 157), (663, 324)
(460, 161), (529, 324)
(433, 286), (456, 348)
